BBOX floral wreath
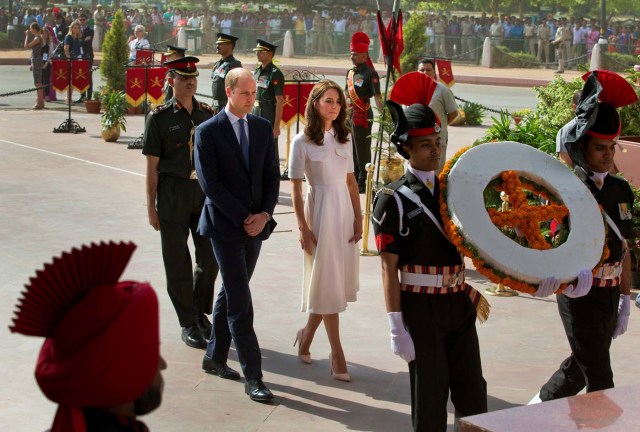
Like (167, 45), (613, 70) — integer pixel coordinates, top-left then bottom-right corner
(439, 145), (609, 294)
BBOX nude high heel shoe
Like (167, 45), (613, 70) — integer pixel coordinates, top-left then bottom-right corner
(329, 352), (351, 382)
(294, 328), (312, 364)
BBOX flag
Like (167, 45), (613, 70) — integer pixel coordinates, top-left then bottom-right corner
(126, 67), (146, 107)
(281, 83), (314, 128)
(377, 10), (404, 75)
(51, 59), (69, 93)
(135, 49), (154, 66)
(71, 59), (90, 93)
(146, 67), (168, 105)
(436, 59), (455, 87)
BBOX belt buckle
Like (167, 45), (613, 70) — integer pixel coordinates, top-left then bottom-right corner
(189, 170), (198, 180)
(443, 272), (462, 287)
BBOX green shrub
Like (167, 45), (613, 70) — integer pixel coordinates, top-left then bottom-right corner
(400, 13), (427, 74)
(492, 45), (541, 68)
(100, 10), (128, 92)
(602, 52), (638, 72)
(478, 110), (555, 154)
(462, 101), (485, 126)
(0, 32), (9, 49)
(533, 75), (583, 138)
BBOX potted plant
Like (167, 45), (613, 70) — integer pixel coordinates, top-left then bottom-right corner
(100, 10), (128, 92)
(101, 89), (127, 142)
(511, 108), (532, 125)
(84, 90), (102, 114)
(371, 106), (405, 185)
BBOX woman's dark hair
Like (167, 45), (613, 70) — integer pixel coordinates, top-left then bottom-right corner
(29, 22), (41, 33)
(304, 79), (350, 146)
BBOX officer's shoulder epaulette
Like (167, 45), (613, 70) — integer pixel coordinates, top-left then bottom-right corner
(150, 102), (171, 116)
(198, 101), (216, 115)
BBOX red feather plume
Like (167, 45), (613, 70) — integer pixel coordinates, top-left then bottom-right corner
(390, 71), (438, 107)
(581, 70), (639, 108)
(9, 241), (137, 337)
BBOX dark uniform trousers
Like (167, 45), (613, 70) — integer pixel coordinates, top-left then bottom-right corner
(253, 103), (279, 163)
(540, 286), (619, 400)
(206, 236), (263, 381)
(352, 118), (372, 186)
(403, 291), (487, 432)
(157, 175), (218, 327)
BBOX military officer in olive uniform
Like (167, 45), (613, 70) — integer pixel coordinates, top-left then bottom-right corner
(143, 56), (219, 350)
(162, 45), (186, 101)
(252, 39), (284, 171)
(210, 33), (242, 112)
(347, 32), (382, 193)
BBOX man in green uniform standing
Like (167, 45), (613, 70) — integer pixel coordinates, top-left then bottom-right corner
(346, 32), (382, 193)
(252, 39), (284, 174)
(143, 56), (219, 350)
(162, 44), (186, 101)
(210, 33), (242, 113)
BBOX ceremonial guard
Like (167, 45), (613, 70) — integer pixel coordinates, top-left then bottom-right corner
(372, 72), (488, 432)
(252, 39), (284, 169)
(533, 70), (638, 402)
(143, 56), (219, 350)
(346, 32), (382, 192)
(162, 44), (186, 101)
(210, 33), (242, 112)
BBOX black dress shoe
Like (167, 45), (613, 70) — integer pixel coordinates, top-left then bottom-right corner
(245, 378), (274, 402)
(202, 355), (241, 380)
(197, 315), (212, 340)
(181, 325), (207, 349)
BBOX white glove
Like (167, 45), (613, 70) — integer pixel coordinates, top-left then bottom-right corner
(613, 294), (630, 339)
(533, 277), (560, 298)
(387, 312), (415, 363)
(562, 269), (593, 298)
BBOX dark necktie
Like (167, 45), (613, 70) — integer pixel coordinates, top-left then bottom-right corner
(238, 118), (249, 168)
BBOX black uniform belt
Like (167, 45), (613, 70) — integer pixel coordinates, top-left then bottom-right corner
(256, 101), (275, 107)
(161, 173), (198, 181)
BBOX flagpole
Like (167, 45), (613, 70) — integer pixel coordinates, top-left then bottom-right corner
(53, 57), (86, 134)
(372, 0), (400, 187)
(361, 1), (400, 256)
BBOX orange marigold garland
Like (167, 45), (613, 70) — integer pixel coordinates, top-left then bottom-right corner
(439, 145), (609, 294)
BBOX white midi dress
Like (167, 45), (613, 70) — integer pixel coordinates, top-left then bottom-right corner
(288, 129), (360, 314)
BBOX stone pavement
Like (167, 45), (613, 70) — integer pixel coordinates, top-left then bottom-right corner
(0, 47), (582, 87)
(0, 59), (636, 432)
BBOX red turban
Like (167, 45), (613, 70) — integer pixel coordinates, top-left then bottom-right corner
(10, 242), (160, 432)
(350, 32), (375, 69)
(350, 31), (370, 53)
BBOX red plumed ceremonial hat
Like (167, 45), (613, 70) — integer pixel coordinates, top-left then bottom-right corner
(390, 71), (438, 107)
(581, 70), (638, 108)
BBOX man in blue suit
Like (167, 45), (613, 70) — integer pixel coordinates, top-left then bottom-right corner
(194, 67), (280, 402)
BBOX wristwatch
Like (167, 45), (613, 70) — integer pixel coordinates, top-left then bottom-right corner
(262, 211), (272, 221)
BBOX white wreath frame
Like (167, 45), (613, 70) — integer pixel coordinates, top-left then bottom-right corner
(446, 142), (605, 284)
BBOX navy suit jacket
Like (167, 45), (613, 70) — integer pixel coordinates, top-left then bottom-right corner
(194, 109), (280, 242)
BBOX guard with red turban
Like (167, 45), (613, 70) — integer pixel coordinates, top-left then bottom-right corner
(347, 31), (382, 193)
(10, 241), (165, 431)
(533, 70), (638, 403)
(371, 72), (489, 431)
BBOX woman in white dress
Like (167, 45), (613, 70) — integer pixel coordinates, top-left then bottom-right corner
(289, 80), (361, 382)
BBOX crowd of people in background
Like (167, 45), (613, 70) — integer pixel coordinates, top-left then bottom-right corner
(5, 4), (640, 65)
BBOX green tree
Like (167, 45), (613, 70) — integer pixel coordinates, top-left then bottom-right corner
(100, 10), (128, 92)
(400, 12), (428, 74)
